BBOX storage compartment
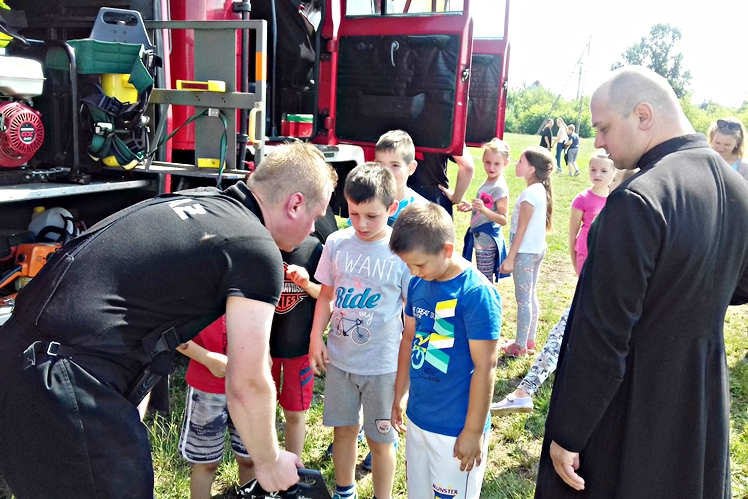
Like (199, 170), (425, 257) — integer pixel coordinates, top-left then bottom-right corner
(281, 114), (313, 138)
(0, 56), (45, 99)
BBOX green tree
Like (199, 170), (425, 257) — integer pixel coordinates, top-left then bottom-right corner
(611, 23), (692, 98)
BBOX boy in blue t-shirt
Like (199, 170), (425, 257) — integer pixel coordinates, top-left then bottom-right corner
(389, 202), (502, 499)
(309, 163), (411, 499)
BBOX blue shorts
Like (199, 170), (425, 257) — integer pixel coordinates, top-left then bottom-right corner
(178, 386), (249, 463)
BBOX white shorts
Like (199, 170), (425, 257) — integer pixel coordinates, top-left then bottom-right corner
(405, 420), (489, 499)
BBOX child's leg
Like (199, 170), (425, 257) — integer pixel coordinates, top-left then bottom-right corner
(366, 439), (396, 499)
(526, 250), (546, 344)
(275, 356), (314, 459)
(474, 237), (497, 284)
(178, 387), (231, 499)
(284, 409), (307, 458)
(322, 364), (364, 495)
(235, 455), (256, 487)
(360, 371), (398, 499)
(408, 421), (490, 499)
(227, 419), (255, 485)
(333, 425), (360, 489)
(517, 304), (571, 396)
(189, 461), (221, 499)
(513, 253), (536, 348)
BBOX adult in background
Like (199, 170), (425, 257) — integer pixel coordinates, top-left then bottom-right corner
(551, 117), (568, 173)
(409, 150), (475, 216)
(0, 142), (338, 498)
(707, 116), (748, 181)
(539, 118), (554, 151)
(535, 66), (748, 498)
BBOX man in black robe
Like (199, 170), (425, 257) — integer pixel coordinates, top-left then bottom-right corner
(535, 66), (748, 498)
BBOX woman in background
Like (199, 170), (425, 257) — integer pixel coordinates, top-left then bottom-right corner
(707, 117), (748, 181)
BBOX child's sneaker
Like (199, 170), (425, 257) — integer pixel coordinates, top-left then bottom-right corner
(490, 394), (533, 415)
(332, 493), (358, 499)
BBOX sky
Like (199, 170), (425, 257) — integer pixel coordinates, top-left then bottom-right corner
(471, 0), (748, 108)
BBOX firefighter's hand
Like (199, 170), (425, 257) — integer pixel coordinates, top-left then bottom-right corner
(254, 450), (303, 493)
(286, 264), (310, 289)
(439, 184), (457, 204)
(205, 351), (228, 378)
(309, 335), (329, 375)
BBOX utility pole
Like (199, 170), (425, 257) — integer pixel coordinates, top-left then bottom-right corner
(575, 37), (591, 132)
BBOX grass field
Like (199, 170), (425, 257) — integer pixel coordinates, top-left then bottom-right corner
(3, 134), (745, 499)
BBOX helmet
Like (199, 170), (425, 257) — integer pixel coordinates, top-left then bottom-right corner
(27, 207), (80, 243)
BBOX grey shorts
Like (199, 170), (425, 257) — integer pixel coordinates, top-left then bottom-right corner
(322, 363), (397, 444)
(178, 386), (249, 463)
(567, 147), (579, 164)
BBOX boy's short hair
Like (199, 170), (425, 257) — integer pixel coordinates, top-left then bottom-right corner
(567, 124), (576, 132)
(375, 130), (415, 165)
(344, 162), (397, 207)
(390, 203), (455, 255)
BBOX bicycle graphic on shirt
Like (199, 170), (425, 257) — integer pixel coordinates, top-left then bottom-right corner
(333, 313), (371, 345)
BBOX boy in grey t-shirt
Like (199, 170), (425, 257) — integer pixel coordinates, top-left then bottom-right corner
(309, 163), (410, 499)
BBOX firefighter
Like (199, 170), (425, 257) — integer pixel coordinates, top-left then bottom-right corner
(0, 142), (337, 499)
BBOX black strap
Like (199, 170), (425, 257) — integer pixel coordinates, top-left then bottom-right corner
(22, 340), (76, 369)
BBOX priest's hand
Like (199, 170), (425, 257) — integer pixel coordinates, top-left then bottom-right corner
(550, 440), (585, 491)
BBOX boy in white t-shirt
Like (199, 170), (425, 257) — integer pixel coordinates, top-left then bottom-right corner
(309, 163), (411, 499)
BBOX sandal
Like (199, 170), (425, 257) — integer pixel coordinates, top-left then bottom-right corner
(526, 340), (537, 355)
(500, 339), (527, 358)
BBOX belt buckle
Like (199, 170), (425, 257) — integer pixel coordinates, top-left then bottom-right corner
(46, 341), (61, 356)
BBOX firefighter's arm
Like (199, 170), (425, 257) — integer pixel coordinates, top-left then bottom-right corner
(224, 296), (302, 491)
(440, 152), (475, 205)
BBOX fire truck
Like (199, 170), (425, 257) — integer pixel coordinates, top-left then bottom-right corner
(0, 0), (510, 320)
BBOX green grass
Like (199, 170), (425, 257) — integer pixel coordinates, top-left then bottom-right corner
(2, 134), (744, 499)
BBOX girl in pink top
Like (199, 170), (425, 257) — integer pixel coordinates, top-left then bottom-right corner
(568, 154), (616, 275)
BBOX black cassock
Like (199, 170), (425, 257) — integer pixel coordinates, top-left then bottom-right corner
(536, 134), (748, 498)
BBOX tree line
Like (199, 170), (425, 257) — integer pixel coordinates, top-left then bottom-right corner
(504, 23), (748, 139)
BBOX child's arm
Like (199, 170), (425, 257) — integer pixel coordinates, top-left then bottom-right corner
(499, 200), (534, 274)
(177, 340), (228, 378)
(286, 264), (321, 299)
(392, 314), (416, 434)
(453, 338), (499, 472)
(472, 197), (508, 226)
(308, 284), (334, 374)
(439, 152), (475, 206)
(568, 207), (584, 275)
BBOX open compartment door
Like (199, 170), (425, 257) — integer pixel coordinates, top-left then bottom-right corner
(466, 0), (510, 145)
(333, 0), (473, 154)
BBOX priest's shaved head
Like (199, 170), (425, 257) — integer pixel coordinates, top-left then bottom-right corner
(590, 66), (694, 170)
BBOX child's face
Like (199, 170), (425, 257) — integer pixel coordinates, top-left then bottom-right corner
(397, 246), (452, 281)
(482, 150), (508, 180)
(589, 159), (616, 187)
(515, 153), (535, 180)
(347, 197), (397, 242)
(375, 149), (416, 195)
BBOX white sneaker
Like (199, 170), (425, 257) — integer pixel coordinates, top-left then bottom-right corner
(490, 394), (533, 415)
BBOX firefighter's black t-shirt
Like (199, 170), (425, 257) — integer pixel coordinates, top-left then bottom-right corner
(12, 182), (283, 393)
